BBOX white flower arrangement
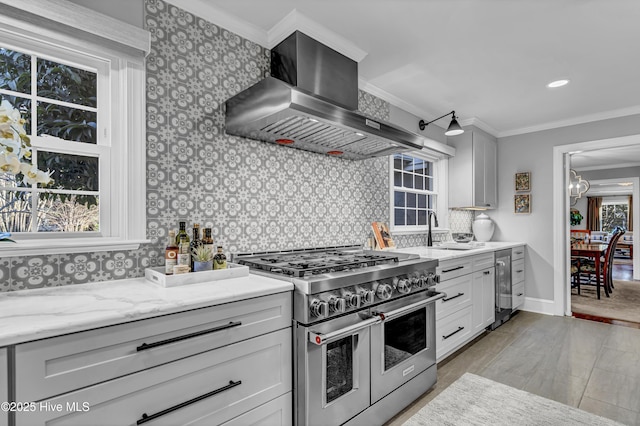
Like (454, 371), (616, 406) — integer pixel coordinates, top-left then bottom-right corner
(0, 99), (53, 185)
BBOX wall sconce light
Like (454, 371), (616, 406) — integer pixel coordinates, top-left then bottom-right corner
(569, 169), (590, 206)
(418, 110), (464, 136)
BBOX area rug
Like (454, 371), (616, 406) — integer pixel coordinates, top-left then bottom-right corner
(572, 279), (640, 324)
(402, 373), (621, 426)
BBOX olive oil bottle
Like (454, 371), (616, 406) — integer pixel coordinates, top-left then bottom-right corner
(213, 246), (227, 270)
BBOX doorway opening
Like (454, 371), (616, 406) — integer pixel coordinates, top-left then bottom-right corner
(552, 135), (640, 321)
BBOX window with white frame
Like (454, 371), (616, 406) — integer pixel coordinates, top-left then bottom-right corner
(0, 4), (148, 255)
(600, 197), (629, 232)
(391, 153), (439, 230)
(1, 39), (107, 235)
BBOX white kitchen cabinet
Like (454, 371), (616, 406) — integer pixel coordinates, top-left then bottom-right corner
(512, 246), (525, 310)
(12, 292), (293, 426)
(472, 267), (495, 334)
(1, 347), (6, 426)
(15, 329), (291, 426)
(14, 292), (291, 403)
(448, 128), (497, 209)
(435, 252), (494, 361)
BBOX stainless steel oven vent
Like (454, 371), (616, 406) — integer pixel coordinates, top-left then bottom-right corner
(224, 31), (424, 160)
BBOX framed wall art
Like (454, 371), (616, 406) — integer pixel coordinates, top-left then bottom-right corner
(515, 172), (531, 192)
(514, 194), (531, 214)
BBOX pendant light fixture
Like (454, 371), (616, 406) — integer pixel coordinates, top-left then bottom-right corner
(418, 110), (464, 136)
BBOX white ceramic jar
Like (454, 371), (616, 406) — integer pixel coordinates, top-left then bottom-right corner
(472, 213), (495, 242)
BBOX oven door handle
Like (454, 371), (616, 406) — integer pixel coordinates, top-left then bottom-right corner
(308, 316), (382, 346)
(374, 292), (446, 321)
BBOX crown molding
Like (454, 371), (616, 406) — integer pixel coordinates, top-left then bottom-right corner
(458, 117), (499, 137)
(268, 10), (367, 61)
(358, 78), (443, 124)
(498, 105), (640, 138)
(164, 0), (268, 46)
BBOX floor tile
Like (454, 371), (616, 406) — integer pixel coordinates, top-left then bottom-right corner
(523, 368), (588, 407)
(595, 347), (640, 379)
(583, 367), (640, 412)
(579, 396), (639, 425)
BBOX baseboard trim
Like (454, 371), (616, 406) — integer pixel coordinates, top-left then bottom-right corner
(521, 297), (556, 316)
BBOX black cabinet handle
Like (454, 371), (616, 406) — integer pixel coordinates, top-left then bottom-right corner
(137, 321), (242, 352)
(514, 251), (523, 255)
(442, 292), (464, 302)
(442, 266), (464, 273)
(517, 293), (524, 296)
(515, 270), (524, 273)
(443, 327), (464, 340)
(136, 380), (242, 424)
(483, 271), (491, 275)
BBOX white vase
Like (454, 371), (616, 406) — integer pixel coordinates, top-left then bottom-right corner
(473, 213), (495, 242)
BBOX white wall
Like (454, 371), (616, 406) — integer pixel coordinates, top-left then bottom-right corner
(493, 114), (640, 301)
(66, 0), (143, 28)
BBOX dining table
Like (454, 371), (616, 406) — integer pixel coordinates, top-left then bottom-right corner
(571, 243), (608, 299)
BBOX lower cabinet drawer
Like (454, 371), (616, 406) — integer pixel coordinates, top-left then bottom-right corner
(512, 259), (525, 285)
(513, 283), (525, 310)
(436, 274), (472, 318)
(435, 306), (472, 361)
(15, 291), (291, 402)
(437, 257), (473, 281)
(221, 393), (292, 426)
(15, 328), (292, 426)
(472, 253), (495, 272)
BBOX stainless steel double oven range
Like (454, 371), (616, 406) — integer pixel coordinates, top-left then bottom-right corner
(235, 246), (444, 426)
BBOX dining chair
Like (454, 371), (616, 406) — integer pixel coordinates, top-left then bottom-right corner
(573, 227), (625, 297)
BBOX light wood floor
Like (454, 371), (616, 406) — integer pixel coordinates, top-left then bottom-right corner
(386, 310), (640, 425)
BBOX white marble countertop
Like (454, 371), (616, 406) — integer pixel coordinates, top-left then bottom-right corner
(395, 241), (526, 261)
(0, 274), (292, 347)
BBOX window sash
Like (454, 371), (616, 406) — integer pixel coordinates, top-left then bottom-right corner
(390, 153), (440, 232)
(1, 28), (111, 237)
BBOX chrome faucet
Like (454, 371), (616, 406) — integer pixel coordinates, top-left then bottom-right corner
(427, 211), (439, 247)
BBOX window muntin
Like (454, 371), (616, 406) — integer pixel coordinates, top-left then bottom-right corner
(600, 199), (629, 232)
(0, 40), (107, 235)
(392, 154), (437, 229)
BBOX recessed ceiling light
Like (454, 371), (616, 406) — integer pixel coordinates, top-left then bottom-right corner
(355, 132), (364, 137)
(618, 182), (633, 186)
(547, 79), (569, 88)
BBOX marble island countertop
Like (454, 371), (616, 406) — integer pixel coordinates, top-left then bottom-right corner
(0, 274), (292, 347)
(395, 241), (526, 261)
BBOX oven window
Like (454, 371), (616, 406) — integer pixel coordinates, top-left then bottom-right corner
(384, 308), (426, 370)
(326, 336), (354, 403)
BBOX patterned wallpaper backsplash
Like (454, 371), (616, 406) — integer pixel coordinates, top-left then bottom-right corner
(0, 0), (441, 292)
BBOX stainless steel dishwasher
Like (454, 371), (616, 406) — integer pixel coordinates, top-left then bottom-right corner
(490, 249), (512, 330)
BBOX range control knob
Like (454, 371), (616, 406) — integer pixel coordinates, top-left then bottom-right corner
(417, 275), (428, 288)
(328, 296), (347, 313)
(427, 273), (440, 285)
(396, 278), (412, 294)
(346, 293), (361, 309)
(359, 289), (375, 304)
(309, 299), (329, 318)
(410, 276), (420, 286)
(376, 283), (393, 300)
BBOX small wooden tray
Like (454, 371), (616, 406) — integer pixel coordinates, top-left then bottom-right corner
(145, 263), (250, 288)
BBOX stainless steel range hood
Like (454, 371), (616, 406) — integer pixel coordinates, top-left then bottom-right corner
(224, 31), (424, 160)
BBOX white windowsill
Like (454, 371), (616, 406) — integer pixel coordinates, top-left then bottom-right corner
(0, 238), (150, 257)
(391, 228), (451, 236)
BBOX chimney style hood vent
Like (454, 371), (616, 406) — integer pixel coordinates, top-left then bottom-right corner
(225, 31), (424, 160)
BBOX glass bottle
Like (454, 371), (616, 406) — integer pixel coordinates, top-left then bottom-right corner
(202, 228), (214, 253)
(189, 224), (201, 271)
(177, 234), (190, 271)
(165, 230), (178, 275)
(213, 246), (227, 270)
(175, 221), (190, 246)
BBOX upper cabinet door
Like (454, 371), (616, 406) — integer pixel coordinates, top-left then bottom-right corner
(448, 129), (497, 209)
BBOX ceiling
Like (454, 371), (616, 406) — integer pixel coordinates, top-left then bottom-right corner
(167, 0), (640, 137)
(571, 144), (640, 171)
